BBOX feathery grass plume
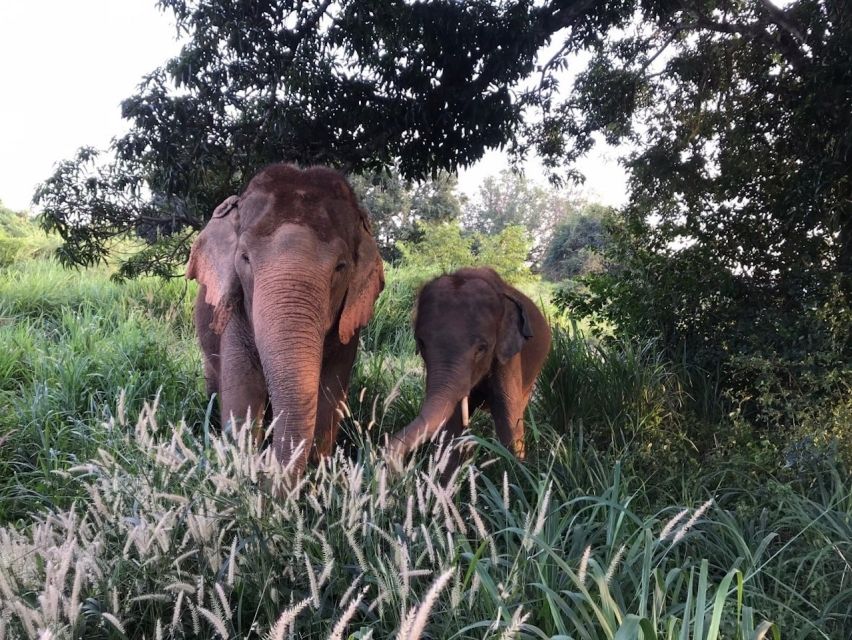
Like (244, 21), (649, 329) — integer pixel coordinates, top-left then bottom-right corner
(172, 590), (185, 629)
(397, 568), (454, 640)
(226, 537), (238, 587)
(339, 573), (364, 608)
(101, 612), (126, 635)
(502, 472), (510, 512)
(450, 568), (462, 608)
(423, 474), (463, 534)
(415, 478), (427, 517)
(420, 523), (436, 564)
(673, 498), (714, 544)
(318, 534), (335, 586)
(500, 606), (530, 640)
(215, 583), (231, 620)
(189, 599), (201, 634)
(344, 529), (369, 573)
(467, 571), (481, 608)
(578, 546), (591, 586)
(328, 585), (369, 640)
(163, 582), (196, 595)
(605, 544), (627, 585)
(469, 503), (489, 541)
(404, 495), (414, 538)
(520, 511), (534, 551)
(304, 553), (321, 608)
(197, 605), (229, 638)
(396, 539), (411, 605)
(266, 597), (311, 640)
(532, 481), (553, 538)
(468, 468), (478, 507)
(658, 508), (689, 541)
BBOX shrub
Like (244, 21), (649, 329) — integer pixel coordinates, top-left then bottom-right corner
(398, 221), (533, 285)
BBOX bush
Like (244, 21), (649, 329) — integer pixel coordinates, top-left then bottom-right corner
(398, 221), (534, 285)
(534, 327), (714, 471)
(0, 204), (57, 266)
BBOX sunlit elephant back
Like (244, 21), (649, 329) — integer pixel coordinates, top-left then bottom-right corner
(186, 164), (384, 474)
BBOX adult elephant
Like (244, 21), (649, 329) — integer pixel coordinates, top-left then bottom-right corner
(187, 164), (384, 473)
(386, 267), (550, 466)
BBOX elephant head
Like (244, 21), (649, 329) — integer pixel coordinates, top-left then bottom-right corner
(387, 267), (533, 460)
(187, 164), (384, 473)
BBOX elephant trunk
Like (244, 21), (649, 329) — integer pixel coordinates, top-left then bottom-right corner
(387, 366), (468, 462)
(252, 270), (327, 474)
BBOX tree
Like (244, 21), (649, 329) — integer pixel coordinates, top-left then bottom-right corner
(398, 221), (532, 285)
(36, 0), (619, 277)
(541, 203), (610, 281)
(553, 1), (851, 437)
(463, 170), (583, 267)
(350, 168), (462, 262)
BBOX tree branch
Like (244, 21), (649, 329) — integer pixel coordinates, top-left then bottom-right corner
(676, 2), (808, 72)
(757, 0), (806, 44)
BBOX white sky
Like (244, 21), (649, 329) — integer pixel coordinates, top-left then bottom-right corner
(0, 1), (627, 212)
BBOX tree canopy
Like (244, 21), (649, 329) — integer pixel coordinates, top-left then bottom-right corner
(36, 0), (618, 277)
(541, 203), (610, 281)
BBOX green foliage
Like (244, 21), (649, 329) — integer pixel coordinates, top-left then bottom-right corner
(37, 0), (622, 275)
(555, 0), (852, 459)
(0, 258), (205, 521)
(398, 221), (533, 285)
(0, 202), (57, 266)
(534, 327), (703, 469)
(463, 169), (584, 266)
(349, 168), (462, 262)
(541, 203), (611, 281)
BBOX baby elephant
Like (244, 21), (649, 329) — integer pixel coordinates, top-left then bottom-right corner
(386, 267), (551, 466)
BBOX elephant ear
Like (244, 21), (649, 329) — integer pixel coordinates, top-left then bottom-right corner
(186, 196), (241, 335)
(496, 293), (534, 364)
(339, 214), (385, 344)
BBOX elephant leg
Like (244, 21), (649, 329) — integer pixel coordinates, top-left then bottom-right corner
(489, 361), (527, 460)
(219, 326), (267, 446)
(312, 336), (359, 461)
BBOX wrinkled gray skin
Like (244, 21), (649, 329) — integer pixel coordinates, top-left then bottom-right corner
(386, 267), (551, 468)
(187, 164), (384, 474)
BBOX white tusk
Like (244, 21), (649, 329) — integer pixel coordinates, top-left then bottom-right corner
(461, 396), (469, 427)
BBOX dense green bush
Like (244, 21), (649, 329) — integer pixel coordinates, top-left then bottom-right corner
(0, 204), (57, 266)
(398, 221), (533, 284)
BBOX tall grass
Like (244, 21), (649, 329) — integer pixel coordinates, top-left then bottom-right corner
(0, 254), (849, 638)
(0, 258), (204, 521)
(0, 407), (792, 638)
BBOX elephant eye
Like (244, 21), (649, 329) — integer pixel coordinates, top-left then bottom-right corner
(335, 261), (347, 272)
(476, 343), (488, 354)
(241, 252), (250, 264)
